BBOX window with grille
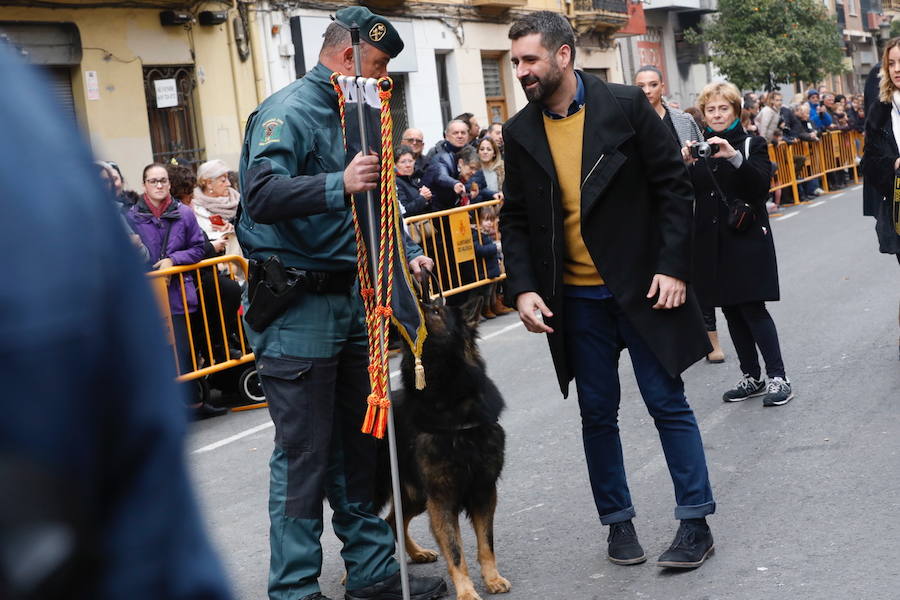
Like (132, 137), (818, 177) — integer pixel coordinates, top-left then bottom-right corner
(482, 54), (507, 124)
(143, 65), (205, 168)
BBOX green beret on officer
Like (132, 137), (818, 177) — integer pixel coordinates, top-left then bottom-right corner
(334, 6), (404, 58)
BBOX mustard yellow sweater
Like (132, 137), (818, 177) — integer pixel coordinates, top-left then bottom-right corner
(543, 108), (603, 286)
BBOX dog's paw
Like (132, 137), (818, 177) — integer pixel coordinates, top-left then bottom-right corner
(484, 575), (511, 594)
(457, 590), (483, 600)
(409, 548), (439, 563)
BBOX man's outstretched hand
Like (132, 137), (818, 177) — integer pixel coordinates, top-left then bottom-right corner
(516, 291), (554, 333)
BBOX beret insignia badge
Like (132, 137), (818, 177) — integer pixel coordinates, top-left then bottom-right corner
(369, 23), (386, 42)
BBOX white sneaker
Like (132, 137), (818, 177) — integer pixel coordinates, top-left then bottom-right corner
(813, 188), (824, 196)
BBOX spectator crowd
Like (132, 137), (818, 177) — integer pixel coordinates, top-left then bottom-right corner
(96, 71), (883, 418)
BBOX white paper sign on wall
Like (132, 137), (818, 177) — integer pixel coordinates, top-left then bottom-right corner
(154, 78), (178, 108)
(85, 70), (100, 101)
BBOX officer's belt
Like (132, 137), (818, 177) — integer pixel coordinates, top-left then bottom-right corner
(283, 267), (357, 294)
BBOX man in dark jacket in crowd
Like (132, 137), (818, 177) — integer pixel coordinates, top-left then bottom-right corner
(423, 118), (469, 163)
(421, 119), (474, 210)
(501, 11), (716, 572)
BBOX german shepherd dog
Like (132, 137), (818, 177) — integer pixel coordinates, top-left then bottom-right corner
(376, 295), (510, 600)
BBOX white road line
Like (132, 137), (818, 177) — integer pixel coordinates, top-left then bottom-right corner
(482, 320), (524, 341)
(192, 421), (274, 454)
(807, 200), (827, 207)
(775, 212), (799, 220)
(195, 320), (525, 454)
(509, 502), (545, 516)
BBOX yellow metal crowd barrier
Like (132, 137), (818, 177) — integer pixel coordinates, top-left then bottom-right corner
(768, 130), (864, 205)
(404, 199), (506, 299)
(147, 255), (255, 382)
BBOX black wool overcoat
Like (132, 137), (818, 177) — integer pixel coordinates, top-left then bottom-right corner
(860, 101), (900, 254)
(499, 72), (709, 396)
(688, 128), (780, 307)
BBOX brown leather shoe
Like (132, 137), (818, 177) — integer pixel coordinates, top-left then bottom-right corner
(482, 307), (497, 319)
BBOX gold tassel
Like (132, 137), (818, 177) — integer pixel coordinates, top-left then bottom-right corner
(414, 356), (426, 390)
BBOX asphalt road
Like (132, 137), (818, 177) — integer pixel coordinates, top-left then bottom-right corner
(188, 183), (900, 600)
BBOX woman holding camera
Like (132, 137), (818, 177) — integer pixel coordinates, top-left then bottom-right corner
(684, 81), (793, 407)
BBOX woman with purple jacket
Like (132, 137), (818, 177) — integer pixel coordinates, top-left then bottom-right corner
(127, 163), (226, 419)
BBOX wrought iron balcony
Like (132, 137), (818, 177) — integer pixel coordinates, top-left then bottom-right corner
(573, 0), (630, 35)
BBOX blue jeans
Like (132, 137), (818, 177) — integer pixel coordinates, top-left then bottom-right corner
(564, 296), (715, 524)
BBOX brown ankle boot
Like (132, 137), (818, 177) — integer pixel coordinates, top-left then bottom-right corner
(493, 295), (514, 315)
(706, 331), (725, 363)
(482, 306), (497, 319)
(493, 297), (514, 315)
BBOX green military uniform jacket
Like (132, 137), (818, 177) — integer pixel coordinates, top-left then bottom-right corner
(237, 62), (421, 358)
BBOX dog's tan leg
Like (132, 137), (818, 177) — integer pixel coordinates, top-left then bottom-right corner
(403, 511), (439, 563)
(470, 490), (510, 594)
(427, 499), (482, 600)
(387, 492), (438, 563)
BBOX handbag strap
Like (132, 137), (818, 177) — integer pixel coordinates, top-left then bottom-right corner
(704, 136), (751, 210)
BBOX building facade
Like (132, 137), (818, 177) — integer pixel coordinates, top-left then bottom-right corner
(255, 0), (635, 149)
(0, 1), (639, 184)
(617, 0), (716, 109)
(0, 1), (264, 186)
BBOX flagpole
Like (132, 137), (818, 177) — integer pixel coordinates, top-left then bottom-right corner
(348, 23), (412, 600)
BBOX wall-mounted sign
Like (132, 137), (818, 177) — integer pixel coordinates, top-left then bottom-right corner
(154, 78), (178, 108)
(85, 70), (100, 100)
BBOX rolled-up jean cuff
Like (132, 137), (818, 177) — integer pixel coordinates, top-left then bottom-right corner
(599, 506), (636, 526)
(674, 501), (716, 520)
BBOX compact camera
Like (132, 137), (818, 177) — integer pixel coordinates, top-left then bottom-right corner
(690, 142), (720, 159)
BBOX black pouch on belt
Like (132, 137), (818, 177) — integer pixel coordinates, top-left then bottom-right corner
(245, 256), (301, 332)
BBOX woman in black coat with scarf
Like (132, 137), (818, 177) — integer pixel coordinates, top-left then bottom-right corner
(684, 81), (794, 407)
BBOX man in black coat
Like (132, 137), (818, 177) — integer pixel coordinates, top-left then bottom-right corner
(501, 11), (715, 570)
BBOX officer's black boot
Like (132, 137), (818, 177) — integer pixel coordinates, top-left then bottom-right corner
(345, 571), (447, 600)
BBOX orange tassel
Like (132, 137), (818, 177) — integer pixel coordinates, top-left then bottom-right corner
(373, 404), (389, 439)
(361, 394), (378, 434)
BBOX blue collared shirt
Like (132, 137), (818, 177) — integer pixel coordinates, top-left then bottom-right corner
(543, 71), (585, 120)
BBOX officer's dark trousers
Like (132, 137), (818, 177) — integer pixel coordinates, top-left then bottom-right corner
(258, 342), (398, 600)
(564, 296), (715, 525)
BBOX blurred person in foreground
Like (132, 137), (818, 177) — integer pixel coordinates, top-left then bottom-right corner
(501, 11), (715, 571)
(683, 82), (793, 407)
(0, 42), (232, 600)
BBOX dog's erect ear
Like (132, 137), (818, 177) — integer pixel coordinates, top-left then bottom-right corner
(460, 295), (484, 328)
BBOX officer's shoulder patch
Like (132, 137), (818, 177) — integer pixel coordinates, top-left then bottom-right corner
(259, 117), (285, 146)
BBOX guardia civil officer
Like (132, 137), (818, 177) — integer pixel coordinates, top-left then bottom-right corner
(237, 7), (444, 600)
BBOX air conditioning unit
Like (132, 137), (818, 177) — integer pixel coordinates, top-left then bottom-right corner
(199, 11), (229, 26)
(160, 11), (193, 26)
